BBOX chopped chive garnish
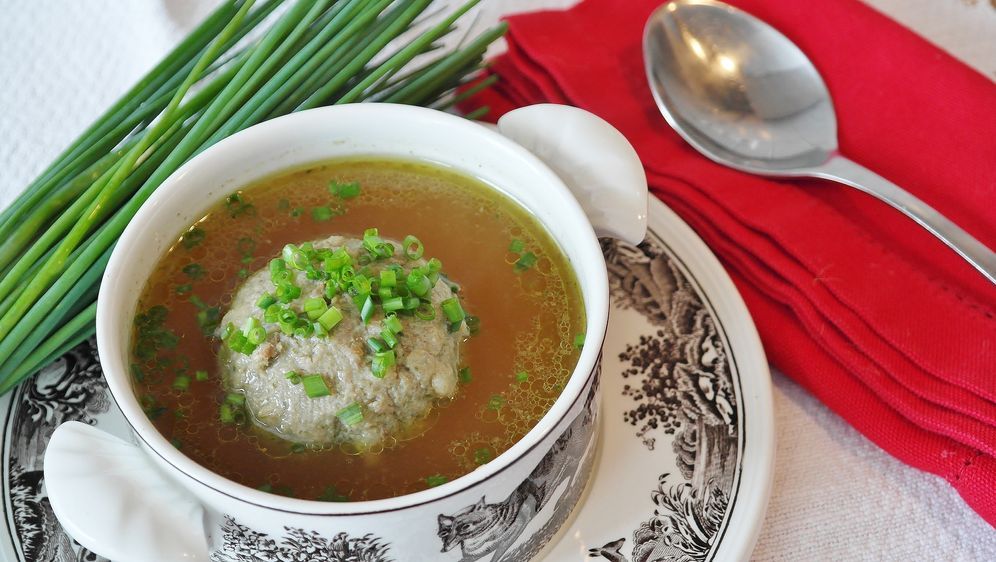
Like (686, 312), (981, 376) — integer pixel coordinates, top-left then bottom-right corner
(172, 374), (190, 391)
(440, 297), (465, 324)
(427, 257), (442, 273)
(487, 394), (506, 411)
(292, 318), (314, 337)
(359, 295), (375, 323)
(406, 272), (431, 297)
(515, 252), (538, 271)
(182, 263), (205, 279)
(516, 371), (529, 383)
(195, 370), (209, 381)
(415, 302), (436, 321)
(226, 193), (255, 217)
(221, 322), (236, 340)
(380, 269), (397, 288)
(219, 403), (235, 424)
(193, 301), (221, 336)
(381, 329), (398, 349)
(474, 447), (494, 465)
(329, 181), (361, 199)
(303, 297), (328, 320)
(509, 239), (525, 253)
(317, 306), (344, 331)
(318, 486), (350, 502)
(574, 333), (585, 349)
(382, 296), (404, 312)
(285, 371), (302, 385)
(466, 315), (481, 336)
(278, 309), (297, 325)
(458, 367), (472, 384)
(291, 207), (304, 217)
(181, 227), (205, 249)
(426, 474), (448, 488)
(225, 392), (246, 406)
(366, 337), (387, 353)
(175, 283), (193, 295)
(256, 483), (272, 493)
(290, 443), (306, 454)
(275, 283), (301, 303)
(383, 314), (403, 334)
(264, 304), (281, 323)
(337, 403), (363, 426)
(244, 318), (266, 345)
(371, 350), (396, 378)
(237, 268), (249, 279)
(237, 237), (256, 257)
(300, 374), (330, 398)
(403, 235), (424, 260)
(312, 206), (334, 222)
(256, 293), (277, 309)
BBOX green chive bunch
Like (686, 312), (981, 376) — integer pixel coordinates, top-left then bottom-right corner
(0, 0), (504, 394)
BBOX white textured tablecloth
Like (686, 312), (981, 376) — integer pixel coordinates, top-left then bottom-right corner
(1, 0), (994, 559)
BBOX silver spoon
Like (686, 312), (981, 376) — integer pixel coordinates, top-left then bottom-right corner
(643, 0), (996, 284)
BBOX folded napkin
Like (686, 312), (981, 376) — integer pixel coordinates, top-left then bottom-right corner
(467, 0), (996, 524)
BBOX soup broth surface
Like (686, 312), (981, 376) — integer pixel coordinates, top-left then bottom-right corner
(131, 158), (585, 501)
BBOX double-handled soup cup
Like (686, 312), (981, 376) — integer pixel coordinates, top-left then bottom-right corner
(44, 103), (647, 561)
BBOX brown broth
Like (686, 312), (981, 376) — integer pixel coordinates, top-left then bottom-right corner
(131, 158), (585, 501)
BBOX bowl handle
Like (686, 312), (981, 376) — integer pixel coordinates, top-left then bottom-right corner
(44, 421), (210, 561)
(496, 104), (649, 245)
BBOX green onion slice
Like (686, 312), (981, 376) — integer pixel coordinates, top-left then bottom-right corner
(337, 403), (363, 426)
(574, 333), (586, 349)
(256, 293), (277, 309)
(406, 272), (431, 297)
(316, 306), (343, 331)
(300, 374), (330, 398)
(359, 295), (375, 324)
(172, 374), (190, 391)
(440, 297), (465, 324)
(382, 296), (404, 312)
(415, 302), (436, 321)
(366, 337), (387, 353)
(381, 329), (398, 349)
(515, 252), (538, 271)
(383, 314), (403, 334)
(330, 181), (361, 199)
(403, 235), (424, 260)
(426, 474), (448, 488)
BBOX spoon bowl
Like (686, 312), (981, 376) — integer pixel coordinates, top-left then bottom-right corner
(644, 0), (836, 174)
(644, 0), (996, 282)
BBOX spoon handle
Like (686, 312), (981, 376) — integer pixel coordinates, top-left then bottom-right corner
(812, 155), (996, 284)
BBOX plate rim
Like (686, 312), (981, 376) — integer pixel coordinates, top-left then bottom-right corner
(641, 195), (775, 561)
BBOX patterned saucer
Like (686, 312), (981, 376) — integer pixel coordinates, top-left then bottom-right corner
(0, 197), (774, 562)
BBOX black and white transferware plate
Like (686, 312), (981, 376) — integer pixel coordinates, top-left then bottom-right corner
(0, 198), (774, 561)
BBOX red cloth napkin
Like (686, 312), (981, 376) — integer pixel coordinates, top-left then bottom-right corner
(468, 0), (996, 524)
